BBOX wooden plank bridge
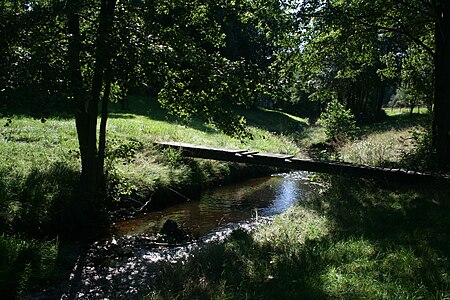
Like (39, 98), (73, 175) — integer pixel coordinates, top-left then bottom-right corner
(155, 141), (450, 182)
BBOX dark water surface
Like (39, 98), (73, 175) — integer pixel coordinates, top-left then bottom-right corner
(112, 171), (314, 238)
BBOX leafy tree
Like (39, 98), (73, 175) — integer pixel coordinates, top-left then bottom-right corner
(318, 99), (359, 143)
(1, 0), (292, 207)
(294, 0), (450, 169)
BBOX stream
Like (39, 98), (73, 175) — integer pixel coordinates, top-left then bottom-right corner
(59, 171), (314, 299)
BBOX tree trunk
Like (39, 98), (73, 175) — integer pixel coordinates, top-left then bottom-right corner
(67, 3), (90, 178)
(86, 0), (117, 203)
(98, 75), (111, 193)
(67, 0), (117, 206)
(434, 1), (450, 170)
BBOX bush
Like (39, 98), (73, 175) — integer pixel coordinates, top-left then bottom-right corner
(317, 99), (359, 143)
(401, 125), (437, 170)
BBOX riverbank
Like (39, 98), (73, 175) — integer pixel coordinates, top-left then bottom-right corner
(141, 109), (450, 299)
(0, 96), (309, 298)
(147, 177), (450, 299)
(1, 97), (442, 298)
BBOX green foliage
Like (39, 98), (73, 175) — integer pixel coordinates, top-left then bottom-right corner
(0, 235), (58, 299)
(401, 125), (437, 170)
(317, 99), (359, 143)
(291, 0), (435, 123)
(161, 147), (184, 167)
(105, 139), (143, 203)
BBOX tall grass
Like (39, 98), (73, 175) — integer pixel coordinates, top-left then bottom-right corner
(339, 128), (414, 166)
(339, 111), (430, 167)
(0, 234), (58, 299)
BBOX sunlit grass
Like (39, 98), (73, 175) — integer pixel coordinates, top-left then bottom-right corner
(383, 107), (429, 116)
(339, 128), (415, 166)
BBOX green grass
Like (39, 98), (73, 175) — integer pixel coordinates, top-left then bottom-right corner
(383, 107), (429, 116)
(0, 234), (58, 299)
(0, 96), (305, 233)
(145, 109), (449, 300)
(147, 179), (450, 300)
(0, 96), (309, 297)
(338, 110), (431, 167)
(1, 97), (444, 298)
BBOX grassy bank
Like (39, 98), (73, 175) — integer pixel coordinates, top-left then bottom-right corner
(0, 96), (306, 298)
(145, 110), (450, 299)
(147, 179), (450, 300)
(0, 98), (440, 298)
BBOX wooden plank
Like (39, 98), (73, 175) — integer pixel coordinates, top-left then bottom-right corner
(154, 141), (449, 182)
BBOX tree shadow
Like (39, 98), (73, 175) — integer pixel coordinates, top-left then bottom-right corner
(306, 178), (450, 295)
(359, 112), (430, 136)
(238, 107), (310, 137)
(108, 96), (222, 135)
(153, 177), (450, 299)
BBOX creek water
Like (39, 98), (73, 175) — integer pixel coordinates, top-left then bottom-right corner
(60, 171), (315, 299)
(112, 171), (314, 238)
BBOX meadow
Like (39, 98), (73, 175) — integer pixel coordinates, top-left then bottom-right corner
(1, 97), (447, 299)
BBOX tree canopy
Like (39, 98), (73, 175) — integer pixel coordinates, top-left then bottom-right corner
(1, 0), (449, 206)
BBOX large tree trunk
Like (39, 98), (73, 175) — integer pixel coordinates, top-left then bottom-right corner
(434, 1), (450, 170)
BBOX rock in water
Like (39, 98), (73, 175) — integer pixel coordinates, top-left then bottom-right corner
(159, 219), (191, 244)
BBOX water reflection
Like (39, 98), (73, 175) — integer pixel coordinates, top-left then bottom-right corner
(112, 171), (313, 238)
(63, 172), (314, 299)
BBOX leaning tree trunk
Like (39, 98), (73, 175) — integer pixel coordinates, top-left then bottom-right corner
(434, 1), (450, 170)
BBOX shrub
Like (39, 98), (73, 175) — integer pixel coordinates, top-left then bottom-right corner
(317, 99), (359, 143)
(401, 124), (437, 170)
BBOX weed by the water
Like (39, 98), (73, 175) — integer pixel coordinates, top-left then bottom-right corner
(0, 235), (58, 299)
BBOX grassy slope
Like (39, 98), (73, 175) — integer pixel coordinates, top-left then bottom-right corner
(147, 110), (450, 300)
(1, 99), (445, 299)
(0, 96), (309, 298)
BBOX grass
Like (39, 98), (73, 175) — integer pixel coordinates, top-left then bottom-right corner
(145, 109), (449, 300)
(0, 98), (443, 298)
(0, 96), (308, 297)
(338, 110), (431, 167)
(0, 234), (58, 299)
(147, 179), (450, 300)
(383, 107), (429, 116)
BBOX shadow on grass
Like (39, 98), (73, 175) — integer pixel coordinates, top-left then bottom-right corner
(110, 96), (312, 139)
(0, 161), (108, 239)
(150, 178), (450, 299)
(108, 96), (223, 135)
(238, 107), (309, 138)
(0, 161), (109, 299)
(360, 112), (430, 136)
(304, 178), (450, 298)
